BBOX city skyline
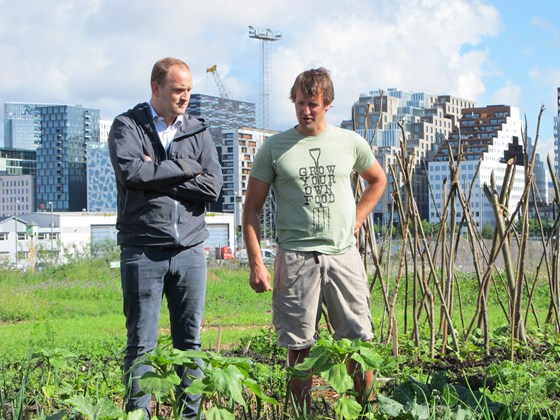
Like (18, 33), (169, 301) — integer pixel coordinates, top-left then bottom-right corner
(0, 0), (558, 157)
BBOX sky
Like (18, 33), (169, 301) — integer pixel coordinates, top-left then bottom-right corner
(0, 0), (558, 157)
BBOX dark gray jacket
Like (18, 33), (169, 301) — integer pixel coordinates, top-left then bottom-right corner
(108, 102), (223, 248)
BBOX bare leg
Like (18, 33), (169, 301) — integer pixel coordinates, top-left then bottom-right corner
(288, 348), (312, 415)
(347, 358), (375, 403)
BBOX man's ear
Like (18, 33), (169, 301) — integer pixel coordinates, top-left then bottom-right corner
(151, 81), (160, 98)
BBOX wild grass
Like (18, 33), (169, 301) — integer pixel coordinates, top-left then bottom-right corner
(2, 258), (560, 418)
(0, 259), (273, 363)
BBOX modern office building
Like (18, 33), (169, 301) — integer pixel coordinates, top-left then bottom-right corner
(4, 102), (57, 150)
(35, 105), (100, 212)
(187, 94), (256, 146)
(428, 105), (525, 228)
(0, 148), (36, 175)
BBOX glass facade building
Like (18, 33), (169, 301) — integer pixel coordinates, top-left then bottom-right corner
(4, 102), (57, 150)
(35, 105), (100, 211)
(0, 148), (36, 175)
(187, 94), (256, 146)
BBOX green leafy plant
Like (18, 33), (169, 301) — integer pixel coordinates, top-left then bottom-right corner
(136, 340), (279, 419)
(65, 395), (124, 420)
(378, 371), (505, 419)
(290, 335), (398, 419)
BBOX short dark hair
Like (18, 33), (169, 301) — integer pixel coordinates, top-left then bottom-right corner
(290, 67), (334, 106)
(150, 57), (190, 86)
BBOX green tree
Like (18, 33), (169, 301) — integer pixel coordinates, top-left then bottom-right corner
(481, 222), (494, 239)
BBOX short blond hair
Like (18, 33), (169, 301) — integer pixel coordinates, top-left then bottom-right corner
(150, 57), (190, 86)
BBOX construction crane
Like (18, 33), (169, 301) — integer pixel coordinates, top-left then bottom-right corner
(206, 65), (230, 99)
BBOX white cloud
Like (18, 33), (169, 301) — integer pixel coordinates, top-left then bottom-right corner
(0, 0), (502, 138)
(489, 80), (523, 108)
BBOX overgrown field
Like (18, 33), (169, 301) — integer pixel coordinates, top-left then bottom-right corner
(2, 257), (560, 419)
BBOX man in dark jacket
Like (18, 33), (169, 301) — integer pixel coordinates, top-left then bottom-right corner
(108, 57), (223, 418)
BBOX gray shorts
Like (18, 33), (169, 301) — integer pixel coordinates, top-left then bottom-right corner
(272, 246), (373, 350)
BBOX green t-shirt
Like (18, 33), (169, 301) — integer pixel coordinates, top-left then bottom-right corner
(250, 125), (376, 254)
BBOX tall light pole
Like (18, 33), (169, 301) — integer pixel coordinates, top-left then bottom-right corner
(248, 26), (281, 245)
(248, 26), (282, 132)
(14, 200), (18, 267)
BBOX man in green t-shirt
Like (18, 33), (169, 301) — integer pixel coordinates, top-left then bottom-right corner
(242, 67), (387, 414)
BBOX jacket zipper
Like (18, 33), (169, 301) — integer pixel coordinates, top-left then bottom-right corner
(167, 142), (181, 246)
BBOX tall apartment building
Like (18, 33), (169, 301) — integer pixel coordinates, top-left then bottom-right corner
(344, 89), (475, 224)
(35, 105), (100, 212)
(187, 94), (256, 146)
(219, 127), (277, 246)
(0, 174), (35, 217)
(428, 105), (525, 228)
(99, 119), (112, 142)
(4, 102), (57, 150)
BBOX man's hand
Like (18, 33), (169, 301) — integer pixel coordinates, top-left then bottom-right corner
(144, 155), (152, 161)
(249, 264), (272, 293)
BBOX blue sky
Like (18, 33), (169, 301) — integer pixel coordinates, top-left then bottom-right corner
(473, 0), (559, 154)
(0, 0), (558, 157)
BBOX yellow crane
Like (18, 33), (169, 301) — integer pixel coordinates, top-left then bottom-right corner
(206, 65), (230, 99)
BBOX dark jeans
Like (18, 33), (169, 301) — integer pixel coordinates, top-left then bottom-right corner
(120, 243), (207, 418)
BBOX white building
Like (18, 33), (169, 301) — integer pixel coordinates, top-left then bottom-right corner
(0, 211), (235, 267)
(100, 119), (112, 143)
(428, 105), (525, 228)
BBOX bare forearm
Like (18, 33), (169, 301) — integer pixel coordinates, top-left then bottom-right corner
(356, 184), (384, 227)
(242, 209), (264, 266)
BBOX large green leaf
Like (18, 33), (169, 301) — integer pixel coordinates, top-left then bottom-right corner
(187, 377), (215, 396)
(66, 395), (121, 420)
(377, 393), (404, 417)
(320, 363), (354, 394)
(403, 400), (430, 419)
(33, 348), (77, 370)
(125, 410), (146, 420)
(394, 376), (430, 405)
(209, 365), (247, 407)
(206, 406), (235, 420)
(351, 351), (384, 371)
(333, 397), (362, 419)
(292, 350), (331, 372)
(244, 378), (279, 405)
(139, 370), (181, 398)
(454, 406), (476, 420)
